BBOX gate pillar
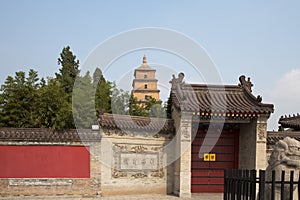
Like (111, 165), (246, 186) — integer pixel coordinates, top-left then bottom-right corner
(173, 110), (192, 198)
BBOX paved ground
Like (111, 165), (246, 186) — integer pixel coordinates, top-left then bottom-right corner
(0, 194), (223, 200)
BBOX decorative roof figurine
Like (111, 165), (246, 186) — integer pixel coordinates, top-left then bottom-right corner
(169, 72), (185, 101)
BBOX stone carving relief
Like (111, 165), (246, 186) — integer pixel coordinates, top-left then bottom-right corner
(257, 123), (267, 140)
(114, 143), (128, 151)
(104, 129), (127, 137)
(131, 173), (147, 178)
(151, 146), (162, 151)
(112, 169), (127, 178)
(181, 121), (191, 140)
(112, 143), (164, 179)
(151, 169), (164, 178)
(103, 128), (172, 139)
(261, 137), (300, 199)
(181, 124), (190, 139)
(131, 145), (147, 153)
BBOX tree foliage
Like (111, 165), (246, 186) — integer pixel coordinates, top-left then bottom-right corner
(165, 96), (172, 119)
(38, 78), (74, 129)
(110, 83), (130, 115)
(0, 45), (168, 129)
(129, 96), (165, 118)
(0, 70), (41, 127)
(93, 68), (112, 114)
(72, 71), (96, 129)
(56, 46), (80, 94)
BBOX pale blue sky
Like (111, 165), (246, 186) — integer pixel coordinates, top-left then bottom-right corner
(1, 0), (300, 130)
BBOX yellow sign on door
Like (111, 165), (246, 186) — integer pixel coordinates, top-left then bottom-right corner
(203, 153), (210, 161)
(210, 153), (216, 161)
(203, 153), (216, 161)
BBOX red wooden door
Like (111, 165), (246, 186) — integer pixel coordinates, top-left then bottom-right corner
(191, 127), (239, 193)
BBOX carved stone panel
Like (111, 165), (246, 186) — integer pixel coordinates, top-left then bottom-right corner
(112, 143), (164, 179)
(257, 123), (267, 141)
(120, 153), (158, 170)
(181, 122), (191, 139)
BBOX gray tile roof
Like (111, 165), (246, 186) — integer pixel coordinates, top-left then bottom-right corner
(279, 114), (300, 130)
(0, 128), (100, 142)
(99, 113), (174, 134)
(170, 74), (274, 115)
(267, 131), (300, 146)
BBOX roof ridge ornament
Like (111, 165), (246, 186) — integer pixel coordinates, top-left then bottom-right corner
(281, 113), (300, 119)
(169, 72), (186, 101)
(239, 75), (253, 92)
(239, 75), (264, 102)
(257, 95), (262, 103)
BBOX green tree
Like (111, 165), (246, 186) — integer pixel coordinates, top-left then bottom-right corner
(128, 96), (148, 117)
(0, 92), (4, 126)
(45, 45), (80, 129)
(56, 46), (80, 94)
(165, 96), (172, 119)
(0, 93), (3, 109)
(93, 68), (112, 114)
(128, 96), (165, 118)
(110, 83), (130, 115)
(0, 76), (14, 126)
(73, 71), (96, 129)
(37, 78), (74, 129)
(0, 70), (41, 127)
(25, 70), (40, 126)
(147, 97), (165, 118)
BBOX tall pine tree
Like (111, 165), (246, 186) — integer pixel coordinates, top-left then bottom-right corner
(37, 78), (74, 129)
(56, 46), (80, 94)
(110, 83), (130, 115)
(0, 70), (41, 127)
(73, 71), (96, 129)
(93, 68), (112, 114)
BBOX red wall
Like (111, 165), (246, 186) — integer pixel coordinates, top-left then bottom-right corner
(0, 145), (90, 178)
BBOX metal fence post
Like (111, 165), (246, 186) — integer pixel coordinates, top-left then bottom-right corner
(224, 169), (228, 200)
(289, 171), (294, 200)
(250, 170), (256, 200)
(280, 171), (285, 200)
(242, 170), (248, 198)
(258, 170), (265, 200)
(231, 169), (236, 200)
(237, 170), (242, 200)
(271, 170), (276, 200)
(298, 172), (300, 200)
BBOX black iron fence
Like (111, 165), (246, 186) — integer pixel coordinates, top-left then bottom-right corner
(224, 169), (300, 200)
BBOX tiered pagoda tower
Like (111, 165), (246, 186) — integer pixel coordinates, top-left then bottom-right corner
(132, 55), (160, 102)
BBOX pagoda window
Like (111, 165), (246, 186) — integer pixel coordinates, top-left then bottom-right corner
(144, 84), (148, 89)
